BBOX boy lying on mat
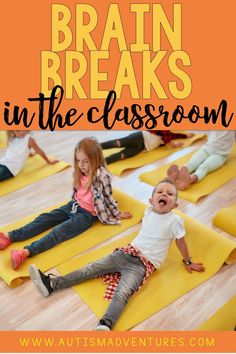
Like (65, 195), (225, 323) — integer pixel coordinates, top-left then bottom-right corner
(29, 178), (204, 331)
(101, 130), (194, 164)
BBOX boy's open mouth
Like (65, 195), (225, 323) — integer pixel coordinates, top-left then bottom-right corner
(158, 198), (167, 205)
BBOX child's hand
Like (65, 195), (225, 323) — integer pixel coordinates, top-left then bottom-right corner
(118, 212), (132, 219)
(186, 132), (195, 138)
(48, 159), (59, 165)
(29, 151), (36, 157)
(185, 262), (205, 273)
(168, 141), (184, 148)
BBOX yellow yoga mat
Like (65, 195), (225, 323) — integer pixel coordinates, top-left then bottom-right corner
(0, 154), (70, 197)
(140, 145), (236, 203)
(197, 296), (236, 330)
(0, 190), (146, 288)
(103, 133), (205, 176)
(0, 131), (7, 148)
(213, 204), (236, 237)
(58, 210), (236, 330)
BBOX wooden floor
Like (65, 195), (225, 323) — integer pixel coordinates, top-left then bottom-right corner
(0, 131), (236, 331)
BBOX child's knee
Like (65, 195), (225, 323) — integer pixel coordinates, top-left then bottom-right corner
(113, 288), (133, 305)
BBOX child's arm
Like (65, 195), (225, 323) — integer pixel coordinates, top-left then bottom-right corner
(175, 237), (205, 273)
(101, 172), (132, 220)
(170, 132), (195, 140)
(28, 137), (59, 164)
(167, 141), (184, 148)
(118, 212), (132, 219)
(167, 132), (195, 148)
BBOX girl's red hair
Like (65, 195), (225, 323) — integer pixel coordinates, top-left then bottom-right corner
(73, 137), (107, 189)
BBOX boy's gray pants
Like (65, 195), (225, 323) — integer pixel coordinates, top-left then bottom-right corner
(52, 250), (146, 328)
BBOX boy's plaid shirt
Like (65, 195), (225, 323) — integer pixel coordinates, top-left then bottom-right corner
(100, 244), (155, 301)
(149, 130), (188, 144)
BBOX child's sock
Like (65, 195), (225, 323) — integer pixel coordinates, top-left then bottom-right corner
(175, 166), (191, 190)
(167, 164), (180, 182)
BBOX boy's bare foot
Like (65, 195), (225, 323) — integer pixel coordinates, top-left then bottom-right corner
(167, 164), (179, 182)
(186, 132), (195, 138)
(175, 166), (191, 190)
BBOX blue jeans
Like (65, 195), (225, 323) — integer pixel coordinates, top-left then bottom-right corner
(0, 164), (14, 181)
(52, 250), (146, 329)
(9, 201), (97, 256)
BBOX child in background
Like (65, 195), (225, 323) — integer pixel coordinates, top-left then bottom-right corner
(0, 137), (132, 269)
(0, 131), (59, 182)
(167, 131), (235, 190)
(29, 178), (204, 331)
(101, 130), (195, 164)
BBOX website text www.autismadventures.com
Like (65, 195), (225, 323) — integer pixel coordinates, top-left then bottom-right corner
(19, 334), (215, 351)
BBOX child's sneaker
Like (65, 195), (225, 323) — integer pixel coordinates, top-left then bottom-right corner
(29, 264), (54, 297)
(0, 232), (11, 250)
(94, 320), (111, 331)
(11, 250), (28, 270)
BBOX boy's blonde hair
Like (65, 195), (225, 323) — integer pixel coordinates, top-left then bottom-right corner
(153, 178), (178, 200)
(73, 137), (106, 189)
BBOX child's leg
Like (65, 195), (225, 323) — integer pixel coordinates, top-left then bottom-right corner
(175, 166), (191, 190)
(29, 250), (125, 296)
(104, 132), (144, 164)
(0, 164), (14, 181)
(9, 201), (73, 243)
(118, 132), (144, 149)
(101, 132), (143, 149)
(186, 148), (209, 173)
(24, 207), (97, 256)
(167, 164), (180, 181)
(193, 153), (226, 181)
(105, 146), (143, 164)
(101, 255), (146, 329)
(101, 138), (121, 149)
(52, 251), (124, 289)
(174, 148), (210, 190)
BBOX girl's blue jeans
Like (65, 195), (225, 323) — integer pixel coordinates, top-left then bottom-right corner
(51, 250), (146, 329)
(9, 201), (97, 256)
